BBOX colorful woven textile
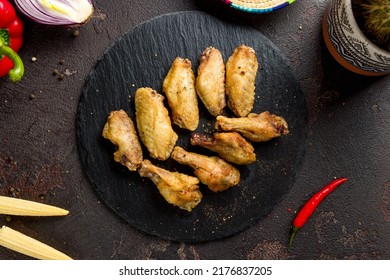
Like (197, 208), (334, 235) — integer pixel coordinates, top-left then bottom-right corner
(223, 0), (296, 13)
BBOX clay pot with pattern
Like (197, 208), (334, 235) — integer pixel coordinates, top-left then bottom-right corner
(322, 0), (390, 76)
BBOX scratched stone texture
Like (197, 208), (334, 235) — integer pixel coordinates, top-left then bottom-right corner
(0, 0), (389, 259)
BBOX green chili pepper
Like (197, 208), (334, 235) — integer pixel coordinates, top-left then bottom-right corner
(0, 36), (24, 83)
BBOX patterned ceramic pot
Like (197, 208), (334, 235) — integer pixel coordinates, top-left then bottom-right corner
(322, 0), (390, 76)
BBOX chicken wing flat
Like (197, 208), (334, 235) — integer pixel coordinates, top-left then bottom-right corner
(215, 111), (289, 142)
(190, 132), (256, 165)
(196, 47), (226, 117)
(135, 87), (178, 161)
(102, 110), (143, 171)
(226, 45), (258, 117)
(162, 57), (199, 131)
(138, 160), (202, 212)
(171, 146), (240, 192)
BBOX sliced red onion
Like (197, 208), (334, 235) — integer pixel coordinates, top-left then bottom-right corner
(14, 0), (94, 25)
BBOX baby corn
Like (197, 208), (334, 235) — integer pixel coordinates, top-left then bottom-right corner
(0, 196), (69, 216)
(0, 226), (72, 260)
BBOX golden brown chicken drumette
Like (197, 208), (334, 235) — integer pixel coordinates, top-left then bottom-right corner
(190, 132), (256, 165)
(138, 160), (202, 212)
(215, 111), (289, 142)
(171, 146), (240, 192)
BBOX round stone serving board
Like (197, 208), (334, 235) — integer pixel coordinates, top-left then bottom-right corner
(76, 11), (308, 242)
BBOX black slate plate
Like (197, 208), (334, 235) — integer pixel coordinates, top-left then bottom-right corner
(77, 11), (308, 242)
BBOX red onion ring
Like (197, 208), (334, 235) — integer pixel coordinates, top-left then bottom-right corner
(14, 0), (93, 25)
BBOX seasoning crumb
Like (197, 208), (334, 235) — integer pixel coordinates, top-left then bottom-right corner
(72, 29), (80, 37)
(59, 59), (65, 65)
(64, 68), (76, 76)
(58, 74), (65, 81)
(29, 93), (36, 100)
(53, 69), (60, 76)
(31, 56), (37, 62)
(372, 104), (381, 112)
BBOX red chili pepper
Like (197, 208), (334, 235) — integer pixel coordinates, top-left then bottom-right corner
(288, 177), (348, 250)
(0, 0), (24, 82)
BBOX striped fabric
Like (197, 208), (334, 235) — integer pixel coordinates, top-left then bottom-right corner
(224, 0), (296, 13)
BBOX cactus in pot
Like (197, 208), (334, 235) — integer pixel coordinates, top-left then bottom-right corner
(352, 0), (390, 52)
(322, 0), (390, 76)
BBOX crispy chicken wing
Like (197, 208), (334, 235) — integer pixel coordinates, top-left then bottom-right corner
(135, 87), (178, 161)
(226, 45), (258, 117)
(190, 132), (256, 165)
(215, 111), (289, 142)
(196, 47), (226, 117)
(162, 57), (199, 131)
(102, 110), (143, 171)
(138, 160), (202, 212)
(171, 146), (240, 192)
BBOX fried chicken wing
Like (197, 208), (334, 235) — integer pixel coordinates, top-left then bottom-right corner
(138, 160), (202, 212)
(190, 132), (256, 165)
(196, 47), (226, 117)
(226, 45), (258, 117)
(102, 110), (143, 171)
(135, 87), (178, 161)
(215, 111), (289, 142)
(162, 57), (199, 131)
(171, 146), (240, 192)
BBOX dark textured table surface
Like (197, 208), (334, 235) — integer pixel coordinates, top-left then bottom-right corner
(0, 0), (389, 260)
